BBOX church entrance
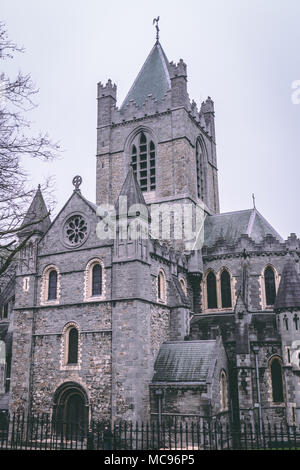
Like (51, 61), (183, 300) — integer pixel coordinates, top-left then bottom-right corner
(53, 382), (89, 439)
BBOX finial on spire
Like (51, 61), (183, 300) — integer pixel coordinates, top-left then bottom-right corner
(153, 16), (160, 42)
(252, 193), (256, 209)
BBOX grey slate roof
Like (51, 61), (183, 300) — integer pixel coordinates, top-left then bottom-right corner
(274, 258), (300, 310)
(203, 208), (282, 248)
(120, 41), (171, 111)
(20, 186), (51, 235)
(152, 340), (216, 383)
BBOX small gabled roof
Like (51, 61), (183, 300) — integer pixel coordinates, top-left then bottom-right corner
(115, 166), (149, 218)
(20, 186), (51, 235)
(274, 258), (300, 310)
(152, 340), (217, 383)
(204, 208), (282, 248)
(120, 41), (171, 111)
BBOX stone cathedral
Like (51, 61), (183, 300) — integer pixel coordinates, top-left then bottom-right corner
(1, 32), (300, 431)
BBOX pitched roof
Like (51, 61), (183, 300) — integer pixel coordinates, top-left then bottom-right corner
(274, 258), (300, 310)
(115, 166), (149, 218)
(20, 186), (51, 235)
(120, 41), (171, 111)
(203, 208), (282, 247)
(152, 340), (217, 383)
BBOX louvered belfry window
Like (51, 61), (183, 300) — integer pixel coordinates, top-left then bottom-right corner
(207, 271), (217, 309)
(92, 264), (102, 296)
(48, 270), (58, 300)
(221, 270), (232, 308)
(131, 132), (156, 192)
(264, 266), (276, 306)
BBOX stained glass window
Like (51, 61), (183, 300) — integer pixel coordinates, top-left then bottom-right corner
(265, 266), (276, 306)
(221, 270), (232, 308)
(68, 328), (78, 364)
(48, 270), (57, 300)
(92, 264), (102, 296)
(270, 358), (284, 403)
(207, 271), (217, 309)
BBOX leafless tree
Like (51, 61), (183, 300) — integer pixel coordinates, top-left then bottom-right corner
(0, 22), (59, 280)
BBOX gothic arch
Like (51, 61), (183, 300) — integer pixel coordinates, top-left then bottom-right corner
(260, 264), (280, 309)
(125, 126), (158, 192)
(268, 355), (284, 404)
(157, 268), (167, 303)
(203, 269), (218, 310)
(195, 137), (208, 201)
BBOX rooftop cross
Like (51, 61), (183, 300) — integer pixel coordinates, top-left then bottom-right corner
(73, 175), (82, 192)
(153, 16), (160, 42)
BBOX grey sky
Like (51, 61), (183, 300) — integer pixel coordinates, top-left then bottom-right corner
(2, 0), (300, 239)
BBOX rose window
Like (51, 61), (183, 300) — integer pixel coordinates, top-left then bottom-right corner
(64, 215), (88, 247)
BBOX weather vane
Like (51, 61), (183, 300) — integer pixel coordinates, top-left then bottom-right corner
(153, 16), (160, 42)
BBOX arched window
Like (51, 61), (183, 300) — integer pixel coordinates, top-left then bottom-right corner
(131, 132), (156, 192)
(221, 269), (232, 308)
(220, 370), (228, 410)
(179, 278), (187, 296)
(207, 271), (217, 309)
(48, 270), (58, 300)
(68, 328), (79, 364)
(92, 264), (102, 296)
(157, 270), (166, 303)
(196, 139), (206, 199)
(264, 266), (276, 306)
(270, 357), (284, 403)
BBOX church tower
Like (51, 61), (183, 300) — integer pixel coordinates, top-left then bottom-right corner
(96, 29), (220, 220)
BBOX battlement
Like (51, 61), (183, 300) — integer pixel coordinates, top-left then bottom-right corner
(169, 59), (187, 78)
(201, 96), (214, 114)
(110, 90), (173, 125)
(97, 79), (117, 99)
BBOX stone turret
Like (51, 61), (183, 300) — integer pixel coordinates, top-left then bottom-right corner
(169, 59), (188, 108)
(274, 256), (300, 426)
(111, 167), (153, 422)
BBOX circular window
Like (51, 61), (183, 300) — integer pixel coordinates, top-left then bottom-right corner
(63, 214), (88, 248)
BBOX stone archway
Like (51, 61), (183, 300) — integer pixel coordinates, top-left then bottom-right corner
(53, 382), (89, 438)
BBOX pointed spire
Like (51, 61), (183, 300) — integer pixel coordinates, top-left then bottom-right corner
(120, 41), (171, 111)
(274, 257), (300, 311)
(115, 166), (150, 220)
(19, 186), (51, 236)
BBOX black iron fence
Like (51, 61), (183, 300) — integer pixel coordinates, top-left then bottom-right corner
(0, 412), (300, 450)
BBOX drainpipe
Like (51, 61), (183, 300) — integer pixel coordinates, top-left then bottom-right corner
(253, 346), (263, 434)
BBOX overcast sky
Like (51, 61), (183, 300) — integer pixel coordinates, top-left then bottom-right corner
(2, 0), (300, 239)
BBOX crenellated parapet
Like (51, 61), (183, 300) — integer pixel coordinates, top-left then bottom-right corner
(97, 79), (117, 100)
(110, 90), (172, 125)
(169, 59), (187, 79)
(202, 232), (300, 261)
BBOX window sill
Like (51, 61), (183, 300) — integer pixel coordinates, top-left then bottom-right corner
(60, 364), (81, 371)
(41, 300), (60, 306)
(84, 296), (105, 302)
